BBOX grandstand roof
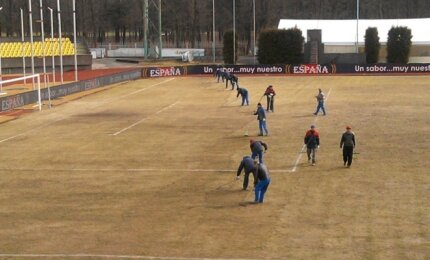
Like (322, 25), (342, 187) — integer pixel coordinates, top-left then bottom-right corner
(278, 18), (430, 44)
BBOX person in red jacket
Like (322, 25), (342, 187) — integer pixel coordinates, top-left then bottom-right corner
(304, 124), (320, 166)
(263, 85), (276, 112)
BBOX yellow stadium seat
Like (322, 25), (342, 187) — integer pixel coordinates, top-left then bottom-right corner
(0, 40), (76, 57)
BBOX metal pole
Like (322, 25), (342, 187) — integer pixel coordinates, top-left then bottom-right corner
(48, 7), (55, 84)
(356, 0), (359, 53)
(158, 0), (162, 59)
(20, 8), (27, 85)
(0, 6), (4, 94)
(143, 0), (148, 59)
(233, 0), (235, 64)
(29, 0), (36, 89)
(46, 7), (53, 108)
(57, 0), (63, 83)
(37, 74), (41, 110)
(253, 0), (256, 64)
(212, 0), (215, 63)
(73, 0), (78, 81)
(39, 0), (47, 92)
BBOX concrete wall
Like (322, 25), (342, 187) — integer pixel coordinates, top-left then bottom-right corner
(321, 53), (366, 64)
(1, 55), (92, 74)
(325, 44), (430, 63)
(324, 45), (360, 54)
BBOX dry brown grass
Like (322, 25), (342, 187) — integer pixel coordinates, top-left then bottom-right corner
(0, 75), (429, 259)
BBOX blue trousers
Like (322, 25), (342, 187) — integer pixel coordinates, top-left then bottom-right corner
(254, 178), (270, 203)
(258, 120), (268, 135)
(241, 94), (249, 106)
(315, 102), (326, 115)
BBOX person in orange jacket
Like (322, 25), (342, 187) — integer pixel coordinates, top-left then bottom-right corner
(304, 124), (320, 166)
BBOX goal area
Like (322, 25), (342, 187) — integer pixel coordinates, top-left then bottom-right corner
(0, 74), (42, 111)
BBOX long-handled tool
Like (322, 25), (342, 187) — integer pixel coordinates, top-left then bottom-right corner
(257, 94), (265, 103)
(215, 179), (237, 191)
(239, 189), (254, 206)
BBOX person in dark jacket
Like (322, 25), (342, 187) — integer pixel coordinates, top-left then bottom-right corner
(222, 71), (230, 86)
(231, 74), (238, 90)
(219, 69), (228, 83)
(253, 162), (271, 203)
(304, 124), (320, 166)
(214, 65), (224, 82)
(254, 103), (268, 136)
(225, 73), (238, 90)
(264, 85), (276, 112)
(236, 87), (249, 106)
(340, 125), (356, 168)
(236, 156), (257, 190)
(250, 139), (268, 164)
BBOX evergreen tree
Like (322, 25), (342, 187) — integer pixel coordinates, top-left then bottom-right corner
(365, 27), (380, 63)
(258, 28), (304, 64)
(386, 26), (412, 63)
(222, 30), (238, 64)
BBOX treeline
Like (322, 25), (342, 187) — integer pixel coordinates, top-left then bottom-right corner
(0, 0), (429, 50)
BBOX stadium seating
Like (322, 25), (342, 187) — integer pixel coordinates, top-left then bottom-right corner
(0, 38), (75, 58)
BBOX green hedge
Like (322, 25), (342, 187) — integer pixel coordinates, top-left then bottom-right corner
(223, 30), (238, 64)
(365, 27), (380, 63)
(258, 28), (304, 64)
(386, 26), (412, 64)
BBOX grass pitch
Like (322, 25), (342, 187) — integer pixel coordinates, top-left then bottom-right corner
(0, 75), (429, 259)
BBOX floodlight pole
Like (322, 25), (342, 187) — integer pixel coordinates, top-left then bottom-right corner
(48, 7), (55, 85)
(29, 0), (36, 89)
(253, 0), (256, 64)
(39, 0), (47, 92)
(0, 6), (4, 95)
(20, 8), (27, 85)
(356, 0), (359, 53)
(158, 0), (162, 59)
(73, 0), (78, 81)
(57, 0), (63, 83)
(143, 0), (148, 59)
(212, 0), (215, 63)
(233, 0), (236, 65)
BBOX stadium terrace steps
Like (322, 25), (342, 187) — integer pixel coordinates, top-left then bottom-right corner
(0, 38), (76, 58)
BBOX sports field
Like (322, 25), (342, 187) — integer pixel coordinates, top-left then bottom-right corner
(0, 75), (429, 259)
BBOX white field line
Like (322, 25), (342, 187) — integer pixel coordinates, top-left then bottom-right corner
(0, 121), (55, 144)
(0, 167), (292, 173)
(291, 144), (307, 173)
(112, 101), (178, 136)
(0, 79), (175, 144)
(103, 78), (176, 104)
(0, 254), (256, 260)
(290, 88), (332, 173)
(0, 133), (27, 144)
